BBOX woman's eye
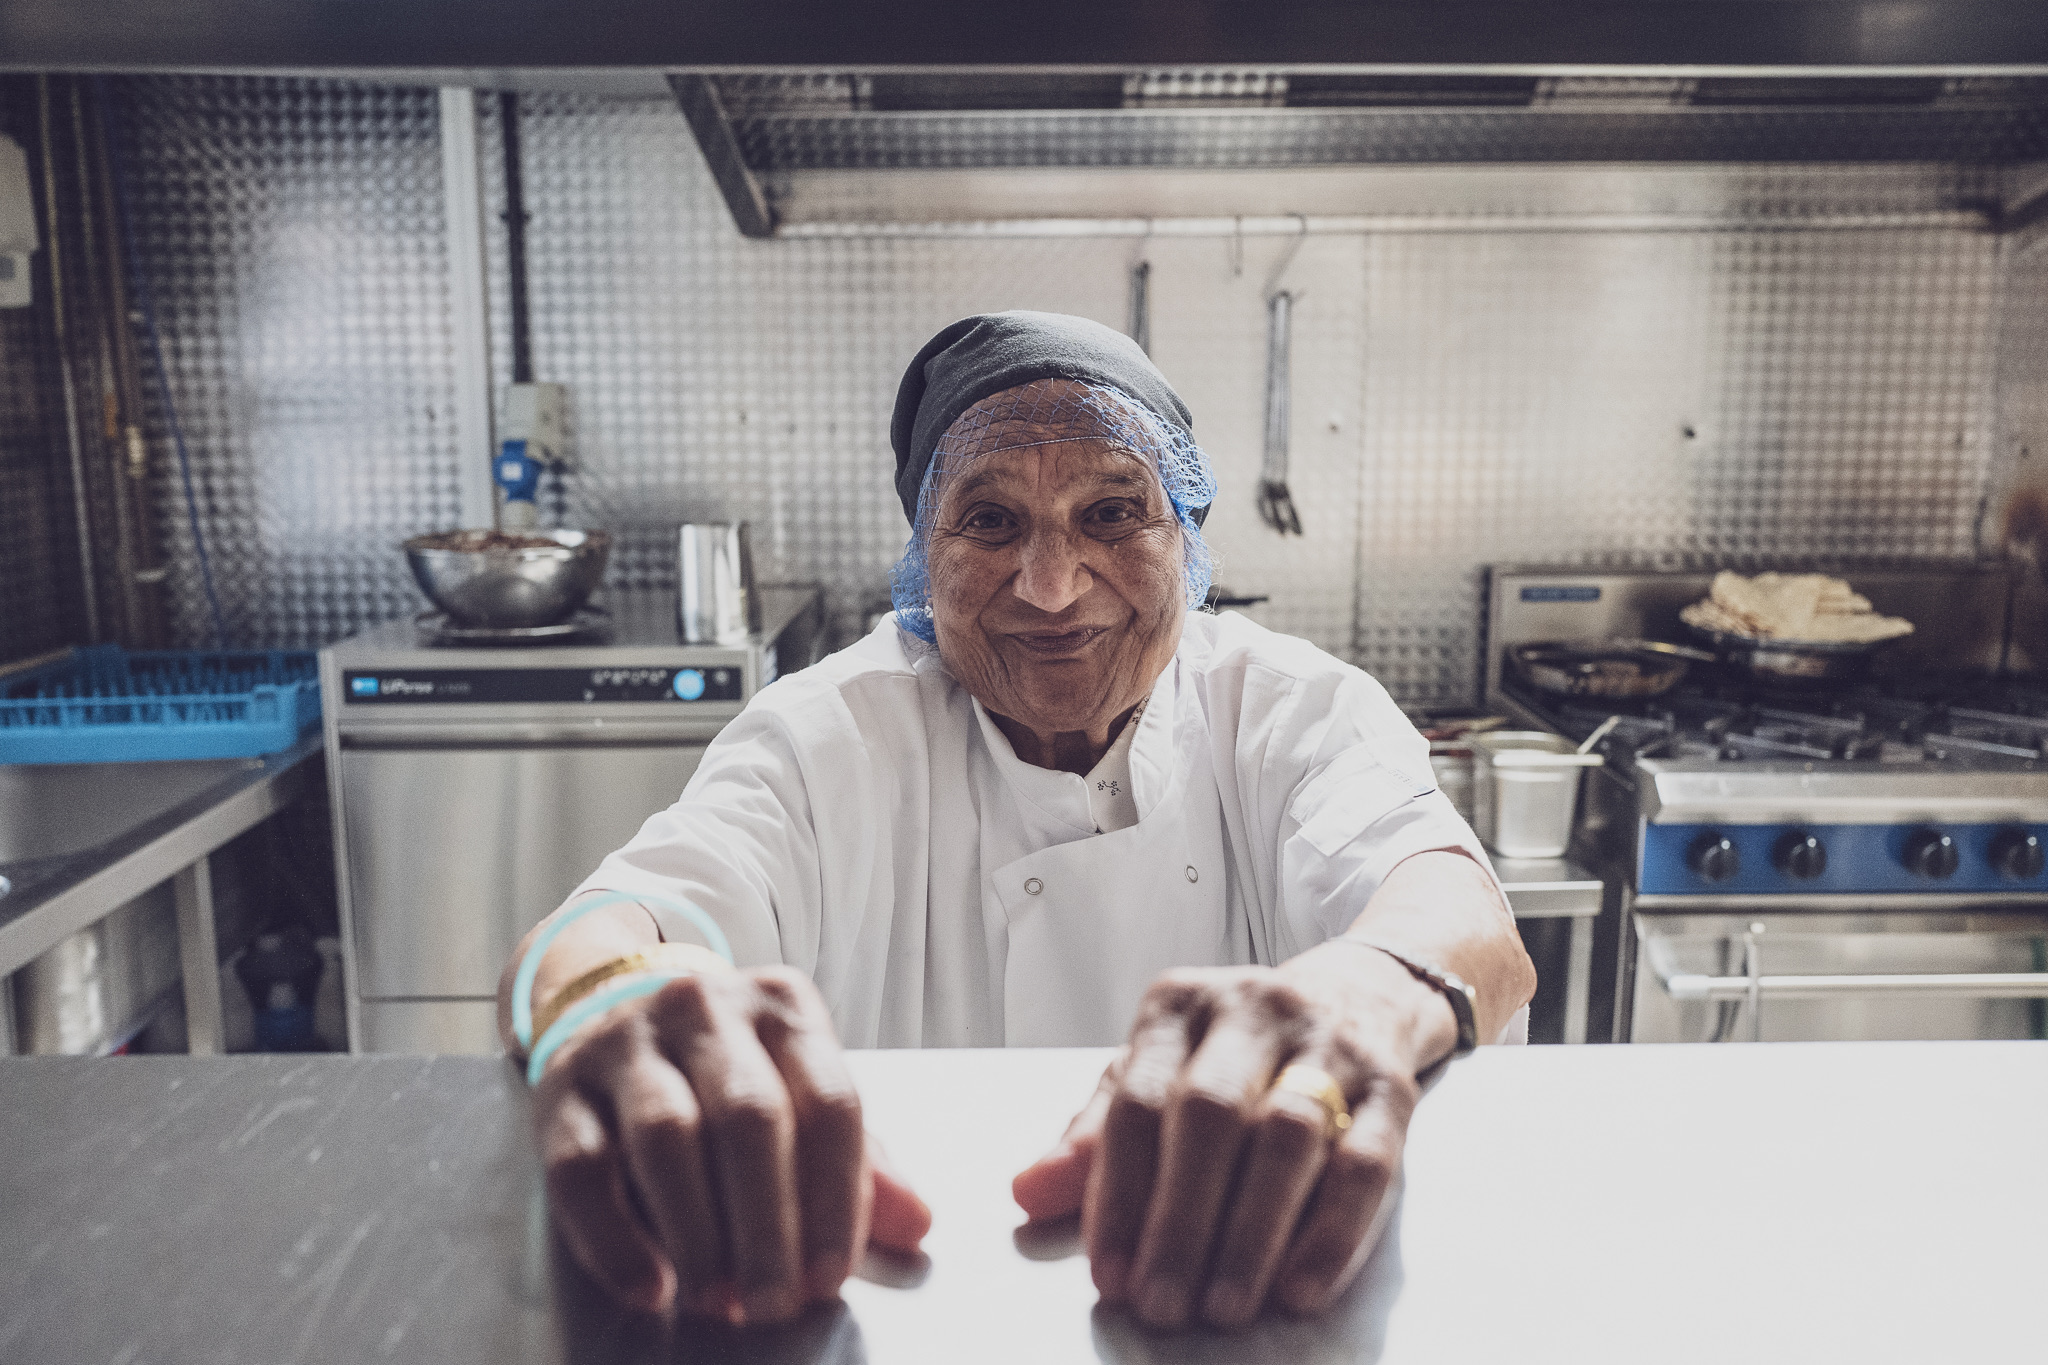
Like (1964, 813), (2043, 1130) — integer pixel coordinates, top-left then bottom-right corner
(963, 507), (1015, 533)
(1088, 501), (1140, 527)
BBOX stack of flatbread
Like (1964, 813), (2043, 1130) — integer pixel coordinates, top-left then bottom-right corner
(1679, 571), (1914, 644)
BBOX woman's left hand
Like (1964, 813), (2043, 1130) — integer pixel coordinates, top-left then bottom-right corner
(1011, 942), (1457, 1329)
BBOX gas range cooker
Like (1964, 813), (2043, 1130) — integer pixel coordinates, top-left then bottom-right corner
(1502, 673), (2048, 898)
(1484, 565), (2048, 903)
(1486, 566), (2048, 1045)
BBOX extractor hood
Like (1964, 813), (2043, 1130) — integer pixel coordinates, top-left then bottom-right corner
(673, 70), (2048, 237)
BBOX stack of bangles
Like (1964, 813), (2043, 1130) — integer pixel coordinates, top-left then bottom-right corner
(512, 891), (736, 1087)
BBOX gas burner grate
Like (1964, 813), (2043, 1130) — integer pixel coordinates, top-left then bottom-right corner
(1498, 669), (2048, 769)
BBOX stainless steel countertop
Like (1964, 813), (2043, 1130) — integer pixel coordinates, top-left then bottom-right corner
(3, 1042), (2041, 1363)
(0, 734), (323, 978)
(1490, 855), (1602, 918)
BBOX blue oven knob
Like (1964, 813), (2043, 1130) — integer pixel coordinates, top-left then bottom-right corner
(672, 669), (706, 701)
(1687, 831), (1740, 884)
(1772, 830), (1827, 881)
(1990, 827), (2046, 881)
(1901, 828), (1959, 880)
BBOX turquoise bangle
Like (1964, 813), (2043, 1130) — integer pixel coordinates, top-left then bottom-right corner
(525, 972), (679, 1087)
(511, 890), (734, 1052)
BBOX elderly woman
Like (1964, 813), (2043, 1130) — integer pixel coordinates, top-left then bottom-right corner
(498, 311), (1535, 1331)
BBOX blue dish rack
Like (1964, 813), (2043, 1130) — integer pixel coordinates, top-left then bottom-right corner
(0, 647), (322, 764)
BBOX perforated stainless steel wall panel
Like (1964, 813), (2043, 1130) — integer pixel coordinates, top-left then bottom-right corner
(1355, 229), (2000, 700)
(111, 79), (2026, 704)
(116, 77), (462, 649)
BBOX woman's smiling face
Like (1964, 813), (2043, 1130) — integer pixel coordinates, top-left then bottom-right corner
(926, 421), (1187, 750)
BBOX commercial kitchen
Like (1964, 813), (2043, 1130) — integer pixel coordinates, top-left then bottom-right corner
(2, 5), (2046, 1362)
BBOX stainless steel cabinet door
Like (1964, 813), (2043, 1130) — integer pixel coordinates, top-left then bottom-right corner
(340, 743), (704, 997)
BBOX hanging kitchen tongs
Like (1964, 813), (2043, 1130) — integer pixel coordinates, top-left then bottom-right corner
(1259, 288), (1302, 536)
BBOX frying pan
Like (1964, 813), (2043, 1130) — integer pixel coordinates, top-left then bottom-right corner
(1683, 622), (1894, 686)
(1509, 639), (1716, 700)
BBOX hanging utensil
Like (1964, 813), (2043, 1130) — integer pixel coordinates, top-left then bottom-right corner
(1258, 289), (1302, 536)
(1127, 259), (1151, 355)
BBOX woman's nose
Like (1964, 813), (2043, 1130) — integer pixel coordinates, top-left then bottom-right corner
(1012, 529), (1094, 615)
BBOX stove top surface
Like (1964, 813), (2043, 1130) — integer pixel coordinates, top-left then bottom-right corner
(1505, 673), (2048, 773)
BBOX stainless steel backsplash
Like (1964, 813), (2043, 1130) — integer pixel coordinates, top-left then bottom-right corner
(114, 76), (2048, 703)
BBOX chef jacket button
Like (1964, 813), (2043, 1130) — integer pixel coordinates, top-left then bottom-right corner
(1185, 865), (1199, 883)
(1024, 877), (1044, 896)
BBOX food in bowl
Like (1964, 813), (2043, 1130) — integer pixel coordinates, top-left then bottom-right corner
(1679, 571), (1913, 644)
(402, 527), (611, 629)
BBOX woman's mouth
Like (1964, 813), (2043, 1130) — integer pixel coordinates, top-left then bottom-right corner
(1010, 627), (1107, 656)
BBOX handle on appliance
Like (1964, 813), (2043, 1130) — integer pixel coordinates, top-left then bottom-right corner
(1664, 970), (2048, 1002)
(339, 722), (726, 747)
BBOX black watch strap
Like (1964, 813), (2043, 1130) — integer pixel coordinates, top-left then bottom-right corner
(1335, 938), (1480, 1062)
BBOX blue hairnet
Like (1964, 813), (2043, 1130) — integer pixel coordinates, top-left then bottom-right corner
(890, 378), (1218, 644)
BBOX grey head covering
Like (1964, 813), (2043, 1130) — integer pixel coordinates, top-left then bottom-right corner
(889, 310), (1205, 526)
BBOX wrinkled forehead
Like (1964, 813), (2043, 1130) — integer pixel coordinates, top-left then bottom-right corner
(935, 438), (1162, 514)
(935, 376), (1165, 461)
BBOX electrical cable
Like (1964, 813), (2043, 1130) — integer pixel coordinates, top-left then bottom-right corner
(93, 77), (227, 648)
(38, 76), (105, 644)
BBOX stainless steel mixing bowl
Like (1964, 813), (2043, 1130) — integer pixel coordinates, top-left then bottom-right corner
(403, 528), (611, 629)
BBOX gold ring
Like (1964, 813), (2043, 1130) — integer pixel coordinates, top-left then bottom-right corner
(1272, 1064), (1353, 1138)
(530, 942), (732, 1043)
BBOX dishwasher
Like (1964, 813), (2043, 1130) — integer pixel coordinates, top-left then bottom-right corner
(319, 586), (822, 1053)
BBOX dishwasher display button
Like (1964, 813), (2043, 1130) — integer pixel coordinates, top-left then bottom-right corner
(672, 669), (706, 701)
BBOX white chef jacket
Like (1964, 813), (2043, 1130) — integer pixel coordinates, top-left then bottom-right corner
(575, 610), (1504, 1048)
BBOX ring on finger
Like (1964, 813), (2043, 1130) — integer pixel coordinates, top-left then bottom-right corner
(1271, 1064), (1352, 1139)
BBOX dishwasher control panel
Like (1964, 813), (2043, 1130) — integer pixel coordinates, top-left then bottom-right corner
(341, 666), (744, 705)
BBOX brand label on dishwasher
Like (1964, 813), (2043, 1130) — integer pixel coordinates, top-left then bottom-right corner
(342, 667), (742, 705)
(1520, 585), (1601, 603)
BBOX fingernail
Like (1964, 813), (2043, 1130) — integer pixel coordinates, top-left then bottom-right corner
(1136, 1278), (1188, 1328)
(1202, 1281), (1254, 1326)
(1093, 1253), (1130, 1303)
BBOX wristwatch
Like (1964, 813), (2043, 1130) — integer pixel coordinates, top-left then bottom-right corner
(1337, 938), (1479, 1064)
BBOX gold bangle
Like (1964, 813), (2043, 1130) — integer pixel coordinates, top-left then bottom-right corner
(529, 943), (733, 1045)
(1272, 1064), (1353, 1139)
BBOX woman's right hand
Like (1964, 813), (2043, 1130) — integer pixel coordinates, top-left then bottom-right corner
(531, 965), (931, 1323)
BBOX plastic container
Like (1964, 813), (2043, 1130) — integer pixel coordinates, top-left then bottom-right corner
(1471, 730), (1604, 859)
(0, 646), (320, 764)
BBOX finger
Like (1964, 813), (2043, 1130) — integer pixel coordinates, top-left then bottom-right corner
(1130, 1008), (1297, 1328)
(537, 1073), (674, 1314)
(1012, 1066), (1116, 1223)
(1197, 1084), (1333, 1326)
(1084, 982), (1201, 1305)
(609, 1044), (727, 1318)
(750, 968), (869, 1302)
(868, 1137), (934, 1252)
(1273, 1067), (1418, 1316)
(661, 974), (805, 1325)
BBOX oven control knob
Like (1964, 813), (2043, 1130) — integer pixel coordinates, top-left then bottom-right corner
(1901, 828), (1959, 880)
(1990, 827), (2046, 881)
(1772, 830), (1827, 881)
(1687, 831), (1740, 884)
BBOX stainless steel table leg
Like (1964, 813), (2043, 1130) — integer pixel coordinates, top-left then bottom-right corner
(1565, 914), (1593, 1045)
(0, 974), (15, 1055)
(173, 857), (224, 1056)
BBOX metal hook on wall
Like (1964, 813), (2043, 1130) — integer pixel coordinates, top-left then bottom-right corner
(1127, 259), (1151, 356)
(1262, 212), (1310, 301)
